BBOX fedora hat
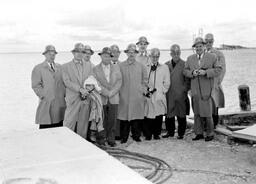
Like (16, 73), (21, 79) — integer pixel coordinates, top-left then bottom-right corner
(136, 36), (149, 45)
(98, 47), (113, 57)
(71, 43), (85, 53)
(124, 43), (139, 53)
(192, 37), (206, 47)
(110, 44), (120, 53)
(84, 45), (94, 55)
(204, 33), (214, 41)
(42, 45), (57, 55)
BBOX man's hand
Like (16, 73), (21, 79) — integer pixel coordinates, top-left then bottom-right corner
(192, 70), (199, 76)
(79, 88), (89, 96)
(198, 69), (206, 76)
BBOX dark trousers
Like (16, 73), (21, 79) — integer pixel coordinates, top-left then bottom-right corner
(212, 107), (219, 128)
(143, 115), (163, 138)
(120, 119), (141, 141)
(39, 121), (63, 129)
(165, 116), (187, 137)
(103, 103), (118, 144)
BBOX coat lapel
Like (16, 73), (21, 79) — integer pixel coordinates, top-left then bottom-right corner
(96, 64), (110, 89)
(70, 61), (82, 85)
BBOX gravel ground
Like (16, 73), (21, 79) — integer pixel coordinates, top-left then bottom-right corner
(114, 130), (256, 184)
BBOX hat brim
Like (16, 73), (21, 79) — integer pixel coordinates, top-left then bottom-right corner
(98, 52), (114, 57)
(136, 41), (149, 45)
(84, 50), (94, 55)
(42, 50), (57, 55)
(192, 41), (206, 47)
(71, 49), (84, 53)
(124, 49), (139, 53)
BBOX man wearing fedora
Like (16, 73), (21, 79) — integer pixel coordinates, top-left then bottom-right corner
(136, 36), (151, 69)
(93, 47), (122, 147)
(62, 43), (94, 139)
(204, 33), (226, 129)
(184, 37), (222, 141)
(83, 45), (94, 63)
(31, 45), (66, 129)
(118, 44), (148, 143)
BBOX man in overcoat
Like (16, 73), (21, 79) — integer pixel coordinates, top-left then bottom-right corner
(136, 36), (151, 68)
(163, 44), (190, 139)
(118, 44), (148, 143)
(183, 37), (222, 141)
(204, 33), (226, 128)
(31, 45), (66, 129)
(93, 47), (122, 147)
(83, 45), (94, 63)
(62, 43), (94, 139)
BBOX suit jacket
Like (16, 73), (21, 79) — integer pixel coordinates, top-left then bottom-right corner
(31, 61), (66, 124)
(93, 63), (122, 105)
(62, 60), (94, 130)
(165, 59), (190, 117)
(183, 52), (222, 117)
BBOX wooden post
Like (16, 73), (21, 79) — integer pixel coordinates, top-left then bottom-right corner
(238, 85), (251, 111)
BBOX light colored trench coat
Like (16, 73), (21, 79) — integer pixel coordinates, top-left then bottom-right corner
(31, 61), (66, 124)
(62, 60), (94, 136)
(118, 59), (148, 121)
(208, 48), (226, 108)
(144, 63), (170, 119)
(165, 59), (190, 118)
(183, 53), (222, 117)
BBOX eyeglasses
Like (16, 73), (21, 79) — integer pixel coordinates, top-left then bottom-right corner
(205, 40), (213, 44)
(151, 55), (160, 58)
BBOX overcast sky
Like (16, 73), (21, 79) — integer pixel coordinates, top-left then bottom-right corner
(0, 0), (256, 52)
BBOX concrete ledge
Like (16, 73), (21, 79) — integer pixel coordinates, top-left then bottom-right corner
(0, 127), (152, 184)
(219, 110), (256, 126)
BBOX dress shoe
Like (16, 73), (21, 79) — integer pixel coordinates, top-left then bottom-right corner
(192, 134), (204, 141)
(177, 136), (184, 139)
(162, 133), (174, 138)
(145, 137), (152, 141)
(115, 136), (121, 140)
(108, 142), (117, 147)
(153, 135), (160, 140)
(133, 138), (142, 142)
(205, 136), (214, 142)
(121, 139), (127, 144)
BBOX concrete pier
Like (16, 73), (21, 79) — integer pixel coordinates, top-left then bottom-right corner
(0, 127), (152, 184)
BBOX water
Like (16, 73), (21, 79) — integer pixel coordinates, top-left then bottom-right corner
(0, 49), (255, 132)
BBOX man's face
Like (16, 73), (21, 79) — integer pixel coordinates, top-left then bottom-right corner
(137, 42), (148, 52)
(111, 50), (120, 61)
(126, 51), (137, 59)
(205, 39), (214, 50)
(83, 51), (92, 61)
(150, 53), (160, 65)
(73, 51), (84, 61)
(101, 53), (112, 65)
(45, 51), (56, 62)
(170, 50), (181, 62)
(195, 43), (205, 55)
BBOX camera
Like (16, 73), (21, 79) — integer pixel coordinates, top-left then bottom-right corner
(143, 87), (157, 98)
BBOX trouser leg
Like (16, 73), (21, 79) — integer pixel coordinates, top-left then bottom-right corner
(194, 114), (204, 135)
(107, 104), (117, 143)
(142, 117), (152, 139)
(131, 119), (141, 139)
(153, 115), (163, 136)
(205, 117), (214, 136)
(165, 117), (175, 136)
(177, 116), (187, 137)
(212, 107), (219, 128)
(120, 120), (130, 142)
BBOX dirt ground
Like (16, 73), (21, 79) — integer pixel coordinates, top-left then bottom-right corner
(115, 130), (256, 184)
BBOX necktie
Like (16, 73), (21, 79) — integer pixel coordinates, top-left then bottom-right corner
(50, 63), (55, 72)
(198, 55), (201, 66)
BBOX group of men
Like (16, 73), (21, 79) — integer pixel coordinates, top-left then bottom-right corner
(31, 33), (226, 147)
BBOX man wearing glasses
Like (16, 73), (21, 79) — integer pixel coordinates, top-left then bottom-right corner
(204, 33), (226, 129)
(183, 37), (222, 142)
(62, 43), (95, 139)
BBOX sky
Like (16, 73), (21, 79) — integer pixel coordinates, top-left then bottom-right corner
(0, 0), (256, 52)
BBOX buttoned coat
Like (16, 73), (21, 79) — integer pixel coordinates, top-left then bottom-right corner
(165, 59), (190, 118)
(118, 60), (148, 121)
(208, 48), (226, 108)
(93, 63), (122, 105)
(183, 53), (222, 117)
(31, 61), (66, 124)
(62, 60), (94, 131)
